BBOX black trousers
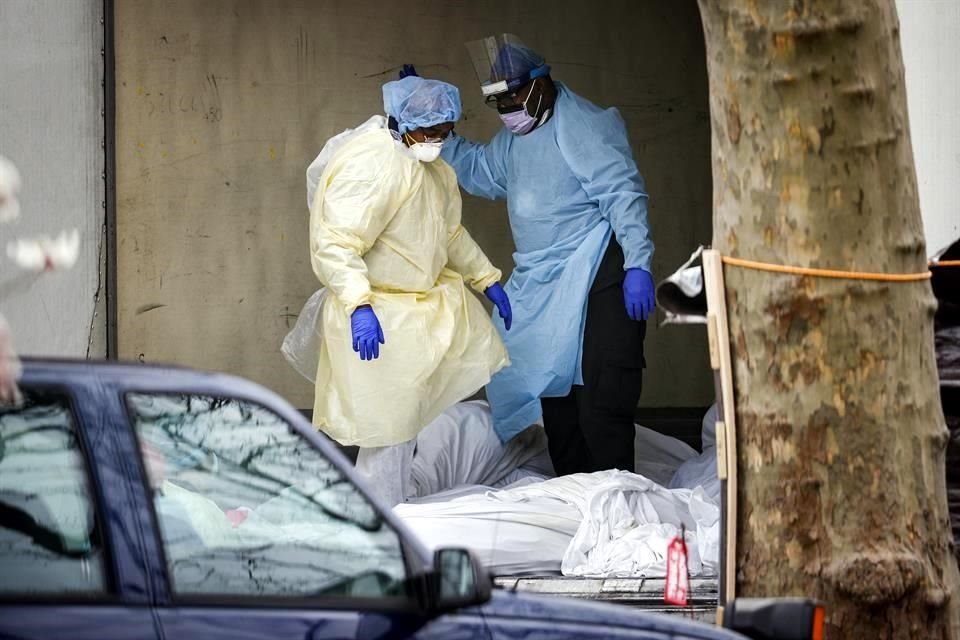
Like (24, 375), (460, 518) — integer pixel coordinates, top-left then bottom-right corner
(541, 239), (646, 475)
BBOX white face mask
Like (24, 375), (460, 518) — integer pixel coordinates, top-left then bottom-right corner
(404, 132), (444, 163)
(410, 141), (443, 162)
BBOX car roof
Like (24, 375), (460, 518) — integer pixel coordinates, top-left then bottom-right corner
(19, 357), (273, 399)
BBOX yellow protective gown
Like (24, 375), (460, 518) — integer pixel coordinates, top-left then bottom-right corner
(310, 127), (509, 447)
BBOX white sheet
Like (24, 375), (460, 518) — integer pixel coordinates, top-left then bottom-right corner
(397, 469), (720, 578)
(395, 485), (581, 574)
(561, 473), (719, 578)
(669, 404), (721, 502)
(633, 424), (698, 486)
(410, 401), (552, 498)
(400, 402), (720, 578)
(355, 439), (416, 508)
(410, 401), (699, 498)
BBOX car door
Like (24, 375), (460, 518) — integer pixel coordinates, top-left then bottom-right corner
(0, 382), (160, 640)
(121, 389), (490, 640)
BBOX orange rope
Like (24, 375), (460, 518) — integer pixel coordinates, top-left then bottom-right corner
(720, 255), (932, 282)
(930, 260), (960, 268)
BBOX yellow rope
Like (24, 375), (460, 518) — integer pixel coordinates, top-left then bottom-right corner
(720, 255), (932, 282)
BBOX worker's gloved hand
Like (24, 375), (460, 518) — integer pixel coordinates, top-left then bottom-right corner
(485, 283), (513, 331)
(351, 305), (385, 361)
(623, 268), (656, 321)
(399, 64), (419, 79)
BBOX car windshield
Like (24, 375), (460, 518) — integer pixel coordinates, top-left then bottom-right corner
(129, 393), (408, 599)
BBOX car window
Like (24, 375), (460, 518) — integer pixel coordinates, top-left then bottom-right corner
(0, 389), (107, 595)
(128, 393), (409, 601)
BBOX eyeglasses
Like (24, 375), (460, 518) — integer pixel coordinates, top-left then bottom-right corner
(484, 81), (536, 113)
(414, 124), (455, 141)
(484, 92), (526, 113)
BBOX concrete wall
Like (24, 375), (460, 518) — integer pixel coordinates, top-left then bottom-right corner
(0, 1), (953, 414)
(115, 0), (715, 410)
(0, 1), (106, 357)
(0, 0), (948, 418)
(897, 0), (960, 254)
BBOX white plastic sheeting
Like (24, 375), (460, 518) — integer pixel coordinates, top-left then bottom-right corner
(355, 439), (416, 508)
(396, 470), (719, 577)
(396, 482), (581, 574)
(633, 422), (698, 487)
(281, 287), (327, 384)
(561, 473), (718, 578)
(397, 402), (721, 577)
(410, 401), (553, 498)
(409, 400), (700, 498)
(669, 403), (720, 503)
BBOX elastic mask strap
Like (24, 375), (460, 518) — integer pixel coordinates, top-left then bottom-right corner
(523, 82), (543, 120)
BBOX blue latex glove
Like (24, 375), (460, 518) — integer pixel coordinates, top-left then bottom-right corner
(623, 268), (656, 321)
(399, 64), (419, 79)
(351, 305), (385, 361)
(485, 283), (513, 331)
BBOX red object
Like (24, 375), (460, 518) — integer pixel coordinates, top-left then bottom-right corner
(664, 527), (690, 606)
(226, 507), (251, 527)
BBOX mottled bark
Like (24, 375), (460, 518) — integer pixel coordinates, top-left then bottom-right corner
(696, 1), (960, 637)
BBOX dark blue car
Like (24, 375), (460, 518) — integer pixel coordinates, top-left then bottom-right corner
(0, 359), (753, 639)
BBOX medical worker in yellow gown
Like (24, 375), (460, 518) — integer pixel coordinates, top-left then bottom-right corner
(309, 75), (512, 506)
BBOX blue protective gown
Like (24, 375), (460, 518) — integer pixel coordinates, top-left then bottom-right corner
(441, 83), (654, 443)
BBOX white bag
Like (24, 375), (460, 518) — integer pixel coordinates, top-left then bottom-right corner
(280, 287), (327, 383)
(669, 404), (721, 502)
(410, 401), (552, 498)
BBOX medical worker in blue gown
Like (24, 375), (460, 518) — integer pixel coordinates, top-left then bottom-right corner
(437, 35), (656, 475)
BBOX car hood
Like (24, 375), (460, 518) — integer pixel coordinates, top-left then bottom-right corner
(477, 589), (744, 639)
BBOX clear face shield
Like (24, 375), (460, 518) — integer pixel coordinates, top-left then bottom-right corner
(465, 34), (550, 100)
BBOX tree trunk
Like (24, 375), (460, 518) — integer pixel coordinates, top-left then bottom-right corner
(696, 0), (960, 637)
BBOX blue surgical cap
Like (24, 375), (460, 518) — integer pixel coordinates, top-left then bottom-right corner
(382, 76), (462, 135)
(491, 44), (551, 89)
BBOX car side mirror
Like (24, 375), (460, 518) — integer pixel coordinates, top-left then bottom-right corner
(430, 547), (492, 613)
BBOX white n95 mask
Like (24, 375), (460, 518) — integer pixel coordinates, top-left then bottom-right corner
(410, 140), (443, 163)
